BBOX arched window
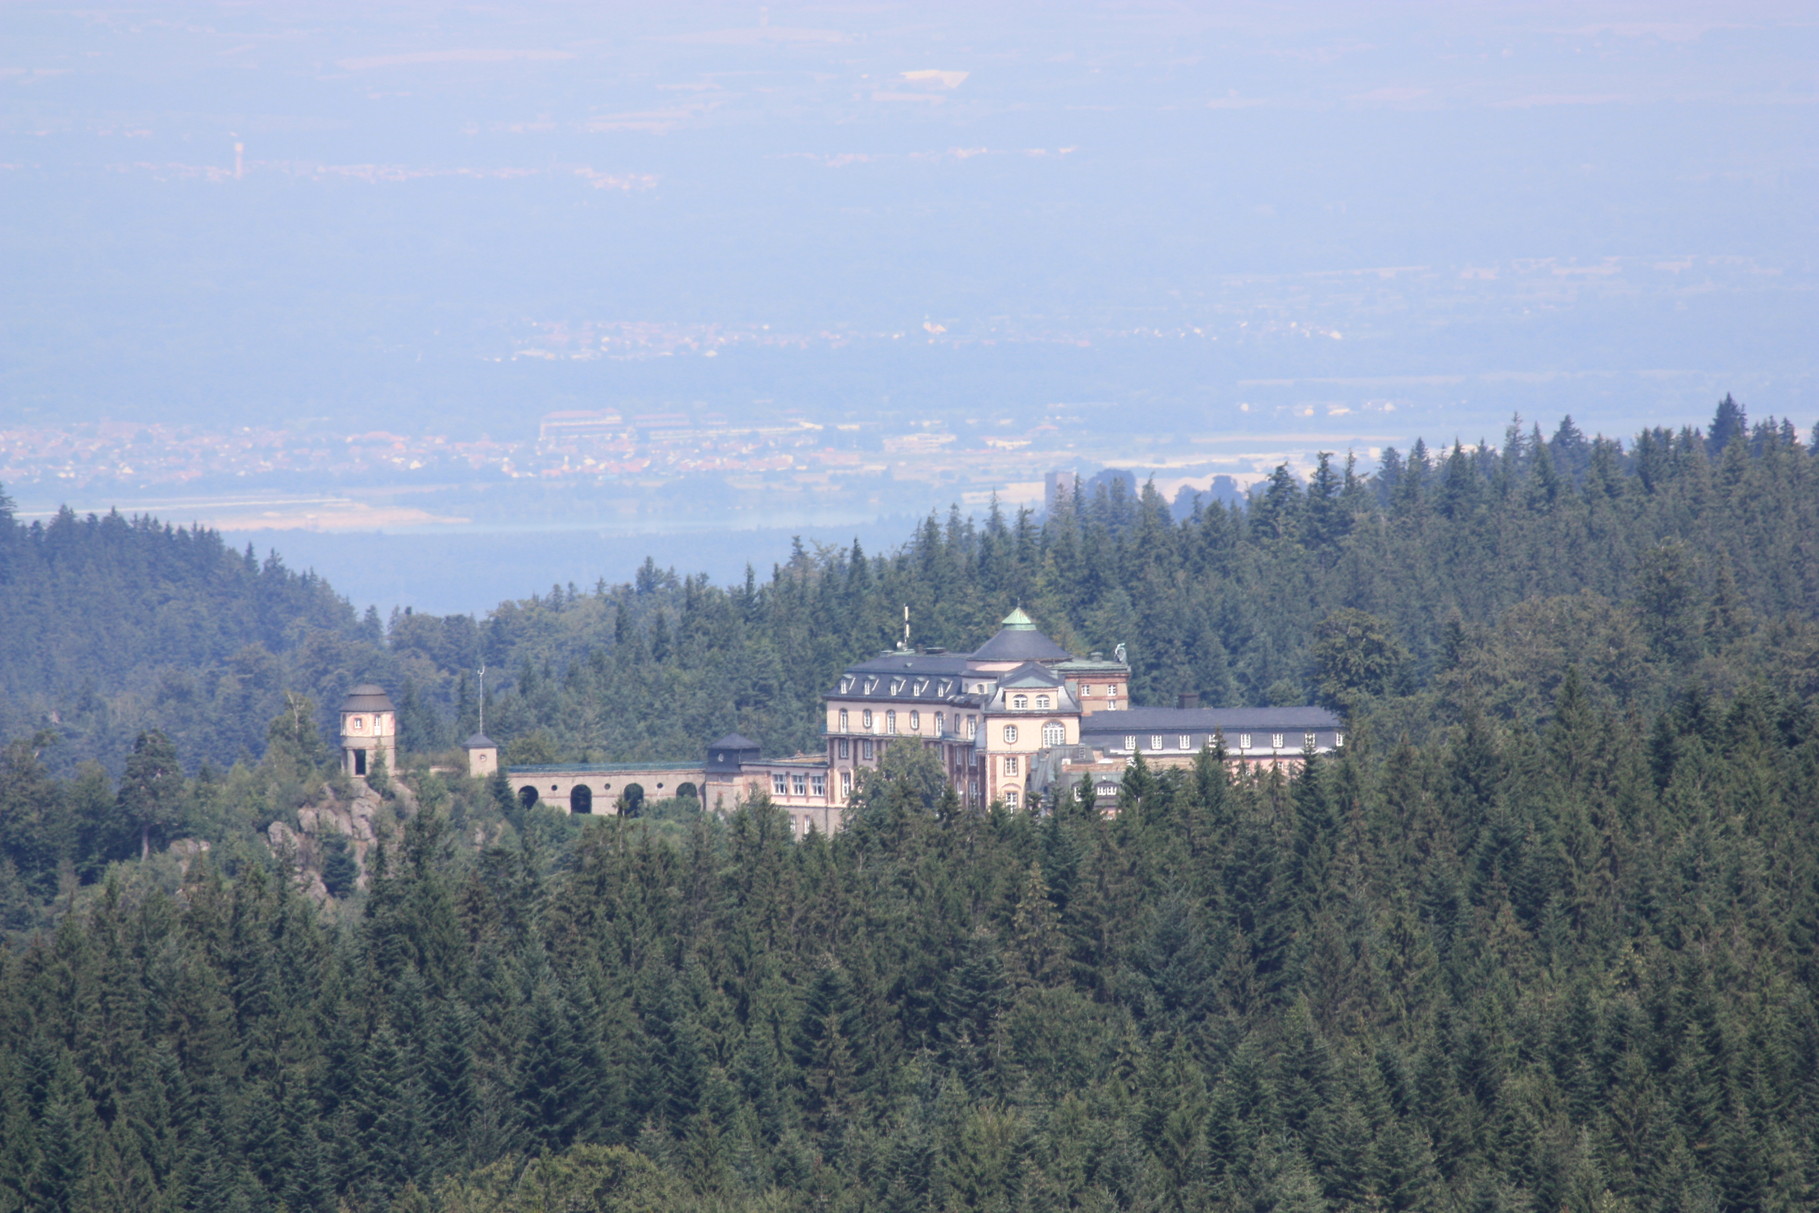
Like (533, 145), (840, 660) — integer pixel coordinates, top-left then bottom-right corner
(886, 710), (897, 734)
(1042, 721), (1065, 747)
(1003, 725), (1019, 744)
(569, 786), (593, 814)
(838, 709), (849, 730)
(935, 712), (945, 735)
(862, 709), (873, 729)
(1037, 695), (1050, 709)
(1012, 695), (1028, 709)
(909, 710), (920, 731)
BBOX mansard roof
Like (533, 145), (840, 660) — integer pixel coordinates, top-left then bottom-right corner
(969, 609), (1072, 664)
(997, 661), (1065, 689)
(340, 684), (395, 713)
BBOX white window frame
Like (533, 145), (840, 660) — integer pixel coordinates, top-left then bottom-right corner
(1179, 735), (1191, 750)
(862, 709), (873, 729)
(1043, 721), (1065, 747)
(1124, 734), (1136, 750)
(909, 710), (920, 731)
(1004, 755), (1020, 775)
(1272, 733), (1285, 750)
(771, 774), (788, 795)
(1012, 695), (1028, 709)
(1037, 695), (1050, 709)
(886, 710), (897, 734)
(1240, 733), (1252, 750)
(838, 709), (849, 731)
(811, 774), (826, 797)
(1004, 724), (1019, 744)
(792, 774), (808, 796)
(1150, 735), (1163, 751)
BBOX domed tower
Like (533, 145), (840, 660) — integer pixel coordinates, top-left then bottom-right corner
(340, 684), (398, 779)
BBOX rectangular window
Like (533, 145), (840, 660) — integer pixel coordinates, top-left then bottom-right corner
(1150, 735), (1163, 751)
(1083, 684), (1095, 696)
(838, 709), (849, 731)
(968, 780), (979, 800)
(1335, 732), (1345, 748)
(1272, 733), (1285, 750)
(771, 774), (788, 795)
(811, 774), (826, 797)
(886, 710), (897, 734)
(1303, 732), (1316, 749)
(841, 770), (853, 796)
(1124, 735), (1136, 750)
(1240, 734), (1252, 749)
(862, 739), (874, 760)
(1179, 735), (1191, 750)
(1005, 790), (1020, 808)
(838, 738), (850, 759)
(792, 774), (807, 796)
(936, 712), (945, 735)
(1004, 756), (1020, 776)
(967, 717), (977, 739)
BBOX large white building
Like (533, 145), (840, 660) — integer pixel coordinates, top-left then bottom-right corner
(499, 608), (1343, 837)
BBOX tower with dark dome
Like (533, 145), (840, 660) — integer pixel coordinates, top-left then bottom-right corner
(339, 684), (398, 779)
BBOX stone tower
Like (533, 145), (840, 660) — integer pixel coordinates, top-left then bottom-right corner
(340, 684), (398, 779)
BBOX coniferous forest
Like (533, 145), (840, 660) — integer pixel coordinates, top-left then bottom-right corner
(3, 401), (1819, 1210)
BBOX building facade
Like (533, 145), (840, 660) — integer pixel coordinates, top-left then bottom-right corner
(493, 607), (1342, 836)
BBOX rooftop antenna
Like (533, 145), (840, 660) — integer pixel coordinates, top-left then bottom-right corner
(477, 663), (486, 735)
(900, 605), (911, 651)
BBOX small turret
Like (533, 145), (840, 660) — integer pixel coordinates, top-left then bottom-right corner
(465, 731), (498, 777)
(339, 684), (397, 779)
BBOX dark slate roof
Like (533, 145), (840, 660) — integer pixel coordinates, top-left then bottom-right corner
(997, 661), (1065, 689)
(1079, 706), (1341, 734)
(842, 653), (973, 677)
(464, 732), (495, 748)
(969, 609), (1072, 664)
(708, 733), (761, 752)
(340, 683), (395, 712)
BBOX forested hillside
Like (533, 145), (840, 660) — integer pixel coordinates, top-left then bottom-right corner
(0, 495), (384, 771)
(2, 399), (1818, 1211)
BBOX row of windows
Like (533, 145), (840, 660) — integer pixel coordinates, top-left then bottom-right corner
(770, 772), (830, 798)
(835, 738), (878, 761)
(1000, 722), (1069, 747)
(837, 708), (977, 738)
(1118, 731), (1343, 752)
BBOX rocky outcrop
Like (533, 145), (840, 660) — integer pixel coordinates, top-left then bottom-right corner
(267, 777), (406, 904)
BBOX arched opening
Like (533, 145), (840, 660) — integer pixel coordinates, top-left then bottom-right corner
(518, 785), (539, 809)
(622, 782), (645, 816)
(676, 782), (697, 799)
(569, 785), (593, 815)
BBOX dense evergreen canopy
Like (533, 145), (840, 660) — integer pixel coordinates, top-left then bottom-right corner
(1, 400), (1818, 1211)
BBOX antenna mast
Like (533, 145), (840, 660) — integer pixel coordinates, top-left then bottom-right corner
(478, 663), (486, 735)
(901, 605), (911, 651)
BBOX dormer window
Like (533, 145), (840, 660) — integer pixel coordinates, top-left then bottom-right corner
(840, 677), (854, 693)
(1037, 695), (1050, 709)
(1179, 735), (1191, 750)
(863, 677), (878, 695)
(1124, 735), (1136, 750)
(1272, 733), (1285, 749)
(1150, 736), (1163, 751)
(1240, 733), (1252, 749)
(890, 678), (905, 696)
(1304, 733), (1316, 749)
(914, 679), (928, 696)
(1012, 695), (1028, 709)
(937, 680), (951, 696)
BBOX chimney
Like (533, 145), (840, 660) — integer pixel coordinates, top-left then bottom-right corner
(1176, 691), (1201, 710)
